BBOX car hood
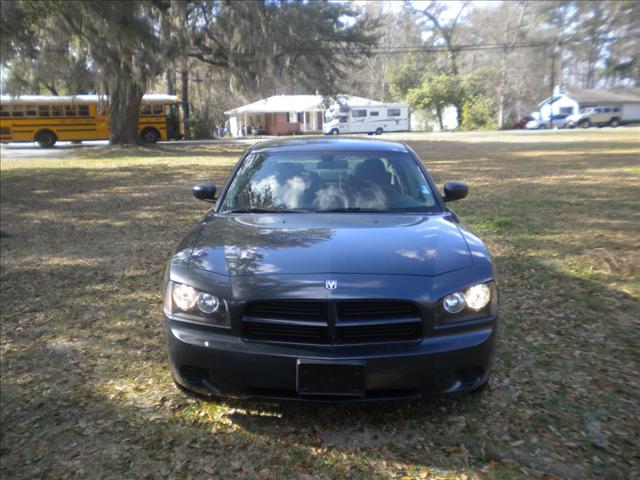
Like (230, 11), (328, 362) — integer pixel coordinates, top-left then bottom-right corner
(185, 213), (472, 277)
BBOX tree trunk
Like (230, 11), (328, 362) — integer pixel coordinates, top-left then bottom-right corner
(181, 68), (190, 140)
(436, 107), (444, 130)
(167, 68), (176, 95)
(108, 75), (144, 145)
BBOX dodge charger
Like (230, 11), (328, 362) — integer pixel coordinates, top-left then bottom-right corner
(163, 137), (498, 402)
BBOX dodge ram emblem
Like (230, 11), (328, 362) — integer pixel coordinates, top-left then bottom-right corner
(325, 280), (338, 290)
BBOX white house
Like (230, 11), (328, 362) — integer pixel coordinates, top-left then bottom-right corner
(225, 95), (325, 137)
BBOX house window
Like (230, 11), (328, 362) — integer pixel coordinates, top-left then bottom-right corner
(352, 109), (366, 118)
(288, 112), (298, 123)
(370, 111), (379, 117)
(388, 108), (401, 116)
(559, 107), (574, 115)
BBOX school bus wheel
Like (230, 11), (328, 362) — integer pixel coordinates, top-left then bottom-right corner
(141, 127), (160, 144)
(35, 130), (57, 148)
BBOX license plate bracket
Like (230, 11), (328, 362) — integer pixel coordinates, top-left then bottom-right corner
(296, 360), (365, 396)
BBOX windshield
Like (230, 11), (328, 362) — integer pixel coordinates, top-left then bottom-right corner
(221, 150), (439, 213)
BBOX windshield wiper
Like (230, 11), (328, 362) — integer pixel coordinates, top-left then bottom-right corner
(223, 208), (309, 214)
(316, 207), (390, 213)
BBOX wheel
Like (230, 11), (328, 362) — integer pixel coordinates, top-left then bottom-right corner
(580, 120), (590, 129)
(610, 118), (619, 128)
(141, 128), (160, 143)
(35, 130), (57, 148)
(375, 127), (383, 135)
(330, 128), (339, 136)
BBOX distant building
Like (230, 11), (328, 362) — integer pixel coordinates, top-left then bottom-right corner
(538, 87), (640, 119)
(224, 94), (412, 137)
(225, 95), (325, 137)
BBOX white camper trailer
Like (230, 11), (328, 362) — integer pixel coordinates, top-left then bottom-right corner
(323, 96), (409, 135)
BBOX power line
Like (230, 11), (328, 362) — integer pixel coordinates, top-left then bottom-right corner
(283, 35), (639, 56)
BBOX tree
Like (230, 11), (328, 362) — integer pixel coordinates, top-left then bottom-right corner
(51, 1), (176, 144)
(406, 74), (462, 130)
(0, 1), (96, 95)
(408, 1), (469, 122)
(188, 1), (379, 99)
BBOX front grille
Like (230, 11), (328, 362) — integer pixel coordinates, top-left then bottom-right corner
(337, 322), (422, 342)
(245, 301), (323, 320)
(243, 300), (422, 345)
(338, 301), (418, 319)
(243, 321), (328, 343)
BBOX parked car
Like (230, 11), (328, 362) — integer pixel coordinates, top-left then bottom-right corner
(513, 115), (534, 129)
(526, 114), (569, 129)
(163, 137), (498, 402)
(565, 106), (624, 128)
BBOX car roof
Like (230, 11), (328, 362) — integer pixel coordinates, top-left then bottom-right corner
(249, 137), (410, 154)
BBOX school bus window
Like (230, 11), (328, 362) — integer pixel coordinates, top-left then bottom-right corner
(65, 105), (77, 116)
(12, 106), (24, 117)
(25, 105), (37, 116)
(78, 105), (89, 116)
(38, 106), (50, 117)
(141, 104), (152, 115)
(152, 105), (163, 115)
(51, 106), (62, 117)
(0, 106), (8, 117)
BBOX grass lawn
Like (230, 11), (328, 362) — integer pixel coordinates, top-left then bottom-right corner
(1, 129), (639, 479)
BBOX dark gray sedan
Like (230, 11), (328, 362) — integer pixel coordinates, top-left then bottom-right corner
(163, 137), (498, 402)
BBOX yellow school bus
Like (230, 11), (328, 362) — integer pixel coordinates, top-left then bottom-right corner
(0, 94), (182, 147)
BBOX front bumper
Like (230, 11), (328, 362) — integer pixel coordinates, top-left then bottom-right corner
(165, 315), (498, 402)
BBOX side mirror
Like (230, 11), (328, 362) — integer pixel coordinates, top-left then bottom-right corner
(443, 181), (468, 202)
(192, 182), (217, 202)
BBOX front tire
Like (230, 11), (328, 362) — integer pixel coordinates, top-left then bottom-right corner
(580, 120), (591, 129)
(610, 118), (620, 128)
(375, 127), (383, 135)
(330, 128), (339, 136)
(141, 127), (160, 144)
(35, 130), (57, 148)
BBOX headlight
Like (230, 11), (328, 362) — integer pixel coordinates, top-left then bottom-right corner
(443, 292), (466, 313)
(164, 281), (230, 327)
(439, 282), (496, 323)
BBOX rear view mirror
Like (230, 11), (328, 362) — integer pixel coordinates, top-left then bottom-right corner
(443, 181), (469, 202)
(192, 182), (217, 202)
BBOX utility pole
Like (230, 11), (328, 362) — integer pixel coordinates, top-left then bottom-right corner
(548, 42), (557, 128)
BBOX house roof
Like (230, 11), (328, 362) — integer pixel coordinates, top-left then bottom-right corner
(225, 95), (325, 115)
(225, 94), (407, 115)
(567, 88), (640, 104)
(0, 94), (179, 105)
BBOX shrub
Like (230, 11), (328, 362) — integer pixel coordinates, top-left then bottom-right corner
(188, 110), (217, 139)
(461, 96), (497, 130)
